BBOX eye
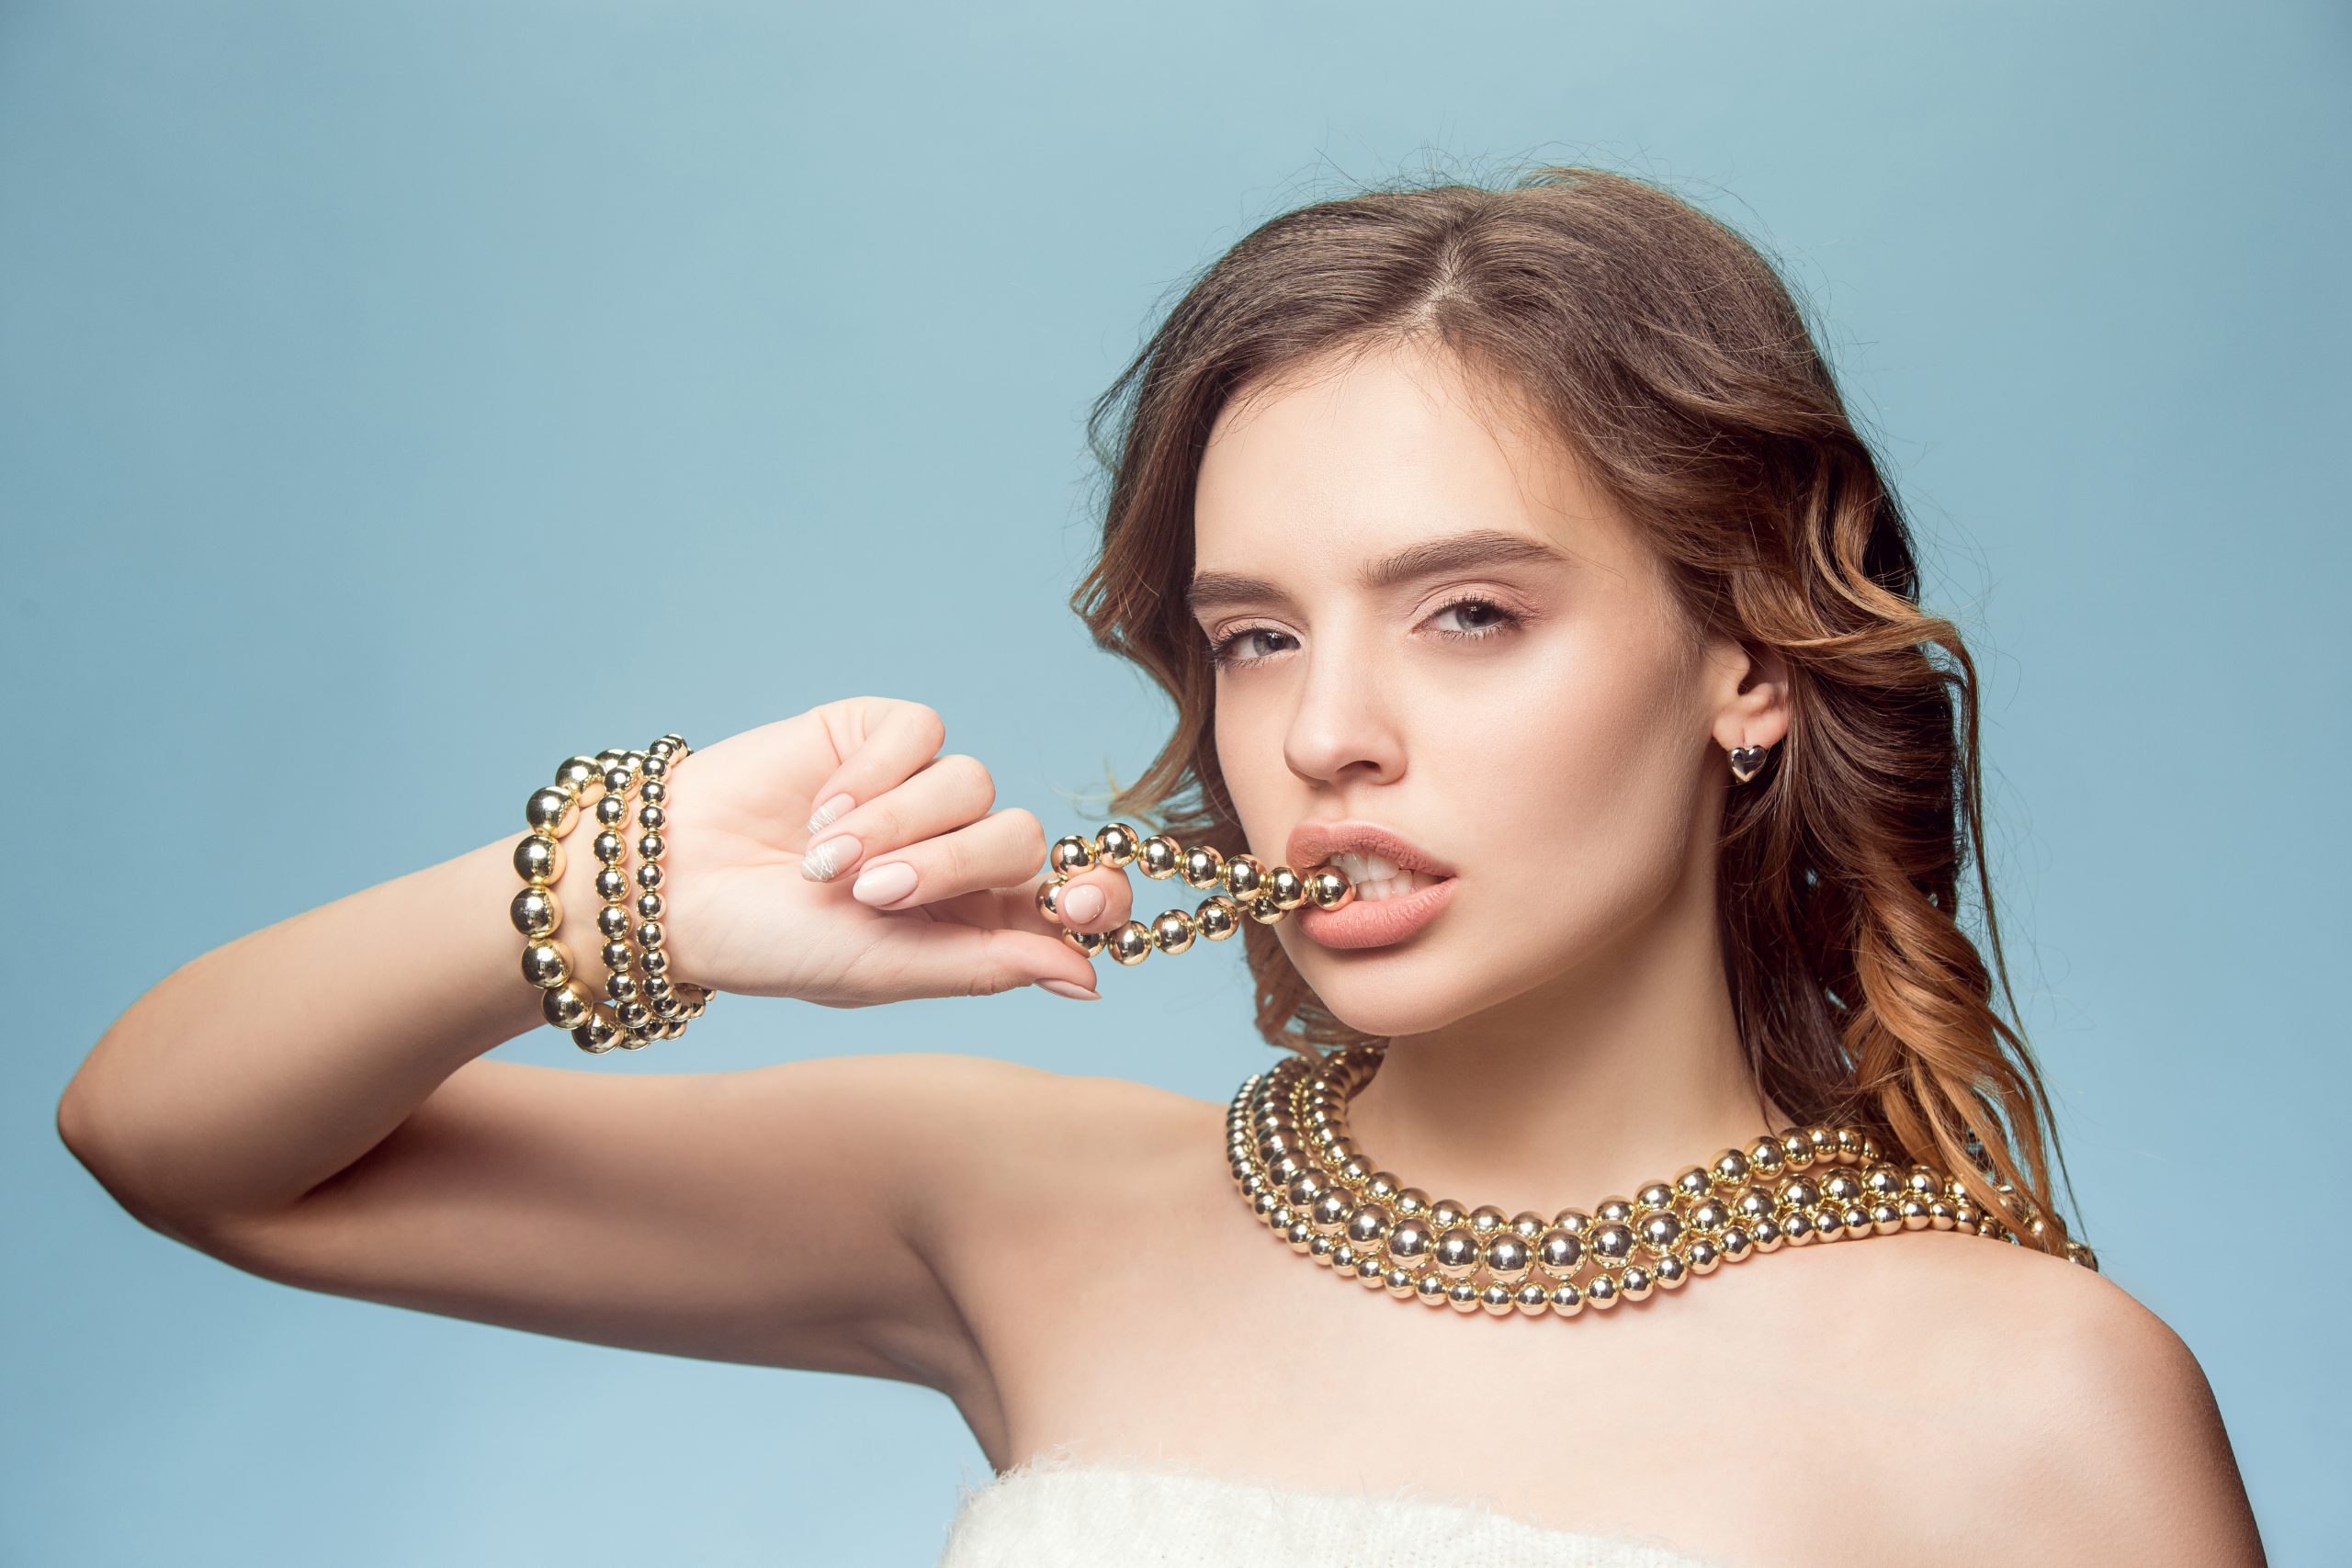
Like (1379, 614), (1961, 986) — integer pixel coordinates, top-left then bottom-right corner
(1204, 594), (1526, 671)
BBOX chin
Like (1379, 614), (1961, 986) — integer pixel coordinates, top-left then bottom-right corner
(1286, 946), (1483, 1039)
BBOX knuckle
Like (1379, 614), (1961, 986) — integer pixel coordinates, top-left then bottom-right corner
(940, 752), (995, 809)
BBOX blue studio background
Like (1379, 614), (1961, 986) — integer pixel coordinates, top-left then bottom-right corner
(5, 3), (2344, 1563)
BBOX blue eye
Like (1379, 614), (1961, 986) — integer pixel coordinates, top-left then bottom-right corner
(1204, 595), (1525, 671)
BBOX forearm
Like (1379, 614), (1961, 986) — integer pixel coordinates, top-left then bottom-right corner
(57, 824), (617, 1235)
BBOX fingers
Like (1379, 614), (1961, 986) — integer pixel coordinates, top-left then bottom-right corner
(838, 804), (1053, 911)
(800, 751), (998, 888)
(798, 698), (950, 843)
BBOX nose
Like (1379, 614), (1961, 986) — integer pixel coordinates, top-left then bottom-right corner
(1281, 626), (1406, 789)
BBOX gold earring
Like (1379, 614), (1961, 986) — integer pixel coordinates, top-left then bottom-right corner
(1728, 743), (1770, 784)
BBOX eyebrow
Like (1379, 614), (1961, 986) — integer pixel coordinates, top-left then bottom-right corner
(1185, 528), (1572, 618)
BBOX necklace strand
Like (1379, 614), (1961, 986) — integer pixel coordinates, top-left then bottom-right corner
(1230, 1041), (2098, 1318)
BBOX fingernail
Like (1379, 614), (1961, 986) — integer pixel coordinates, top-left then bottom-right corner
(807, 792), (854, 836)
(851, 861), (919, 907)
(801, 834), (861, 882)
(1062, 884), (1104, 923)
(1034, 978), (1100, 1001)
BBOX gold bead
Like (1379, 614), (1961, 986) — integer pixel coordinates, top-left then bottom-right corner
(1223, 853), (1266, 899)
(1061, 925), (1107, 957)
(1385, 1217), (1433, 1263)
(1244, 892), (1286, 925)
(1429, 1198), (1468, 1230)
(1149, 910), (1197, 953)
(1048, 835), (1097, 875)
(571, 1008), (622, 1053)
(1468, 1204), (1509, 1235)
(1193, 896), (1241, 941)
(1535, 1228), (1585, 1276)
(1595, 1194), (1635, 1224)
(1136, 835), (1183, 879)
(1095, 822), (1142, 867)
(525, 786), (579, 836)
(514, 833), (564, 886)
(1433, 1226), (1480, 1276)
(1180, 845), (1226, 889)
(1746, 1135), (1789, 1181)
(541, 980), (594, 1030)
(1106, 921), (1153, 964)
(555, 755), (603, 794)
(1267, 865), (1309, 910)
(511, 886), (560, 939)
(1482, 1234), (1532, 1280)
(521, 940), (571, 990)
(1509, 1211), (1548, 1242)
(1634, 1180), (1677, 1212)
(1305, 868), (1354, 910)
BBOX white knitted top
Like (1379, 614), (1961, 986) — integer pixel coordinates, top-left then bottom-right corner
(937, 1447), (1726, 1568)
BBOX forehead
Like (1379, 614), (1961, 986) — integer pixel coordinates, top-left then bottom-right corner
(1191, 340), (1635, 593)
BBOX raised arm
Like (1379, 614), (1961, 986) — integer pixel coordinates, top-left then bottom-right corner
(55, 702), (1117, 1396)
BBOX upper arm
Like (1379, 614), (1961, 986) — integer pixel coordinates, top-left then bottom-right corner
(2006, 1270), (2267, 1565)
(195, 1051), (1061, 1403)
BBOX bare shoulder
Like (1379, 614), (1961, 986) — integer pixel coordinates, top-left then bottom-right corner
(882, 1052), (1224, 1223)
(1843, 1229), (2266, 1566)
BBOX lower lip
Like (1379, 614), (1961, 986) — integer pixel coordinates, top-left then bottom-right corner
(1296, 875), (1457, 949)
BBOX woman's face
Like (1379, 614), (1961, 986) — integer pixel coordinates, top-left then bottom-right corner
(1192, 338), (1758, 1038)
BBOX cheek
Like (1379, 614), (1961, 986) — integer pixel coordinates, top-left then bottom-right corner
(1443, 631), (1703, 929)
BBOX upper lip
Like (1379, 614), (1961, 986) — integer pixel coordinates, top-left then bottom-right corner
(1284, 820), (1457, 879)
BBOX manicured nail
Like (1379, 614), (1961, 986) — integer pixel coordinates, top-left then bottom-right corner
(1034, 978), (1100, 1001)
(807, 792), (854, 836)
(851, 861), (919, 907)
(1062, 884), (1104, 923)
(801, 834), (861, 882)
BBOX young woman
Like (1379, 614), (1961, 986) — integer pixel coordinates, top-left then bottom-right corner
(57, 166), (2265, 1566)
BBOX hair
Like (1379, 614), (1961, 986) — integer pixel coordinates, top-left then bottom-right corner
(1066, 164), (2091, 1261)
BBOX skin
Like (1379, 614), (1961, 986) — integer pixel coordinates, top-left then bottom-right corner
(58, 341), (2263, 1566)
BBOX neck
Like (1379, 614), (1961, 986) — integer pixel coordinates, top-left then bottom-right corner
(1339, 846), (1789, 1215)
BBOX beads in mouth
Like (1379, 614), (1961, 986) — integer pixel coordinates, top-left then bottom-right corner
(1038, 821), (1354, 965)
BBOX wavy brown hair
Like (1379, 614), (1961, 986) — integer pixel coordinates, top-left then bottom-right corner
(1066, 164), (2090, 1261)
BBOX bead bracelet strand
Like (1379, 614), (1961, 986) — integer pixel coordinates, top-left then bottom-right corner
(513, 734), (713, 1053)
(1037, 822), (1356, 965)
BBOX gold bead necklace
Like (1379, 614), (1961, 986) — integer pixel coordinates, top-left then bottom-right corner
(1233, 1042), (2099, 1317)
(1036, 821), (1356, 964)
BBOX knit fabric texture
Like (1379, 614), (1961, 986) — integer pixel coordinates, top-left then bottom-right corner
(937, 1445), (1727, 1568)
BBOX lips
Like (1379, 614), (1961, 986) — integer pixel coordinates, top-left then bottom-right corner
(1283, 819), (1458, 950)
(1284, 821), (1456, 878)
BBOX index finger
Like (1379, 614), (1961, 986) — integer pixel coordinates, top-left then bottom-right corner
(798, 696), (948, 838)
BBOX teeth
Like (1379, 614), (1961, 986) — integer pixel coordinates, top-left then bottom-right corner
(1325, 851), (1444, 902)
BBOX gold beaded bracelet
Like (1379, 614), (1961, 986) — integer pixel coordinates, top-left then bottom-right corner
(513, 734), (713, 1053)
(1037, 822), (1356, 965)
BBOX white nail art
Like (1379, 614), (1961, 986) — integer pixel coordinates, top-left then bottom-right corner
(802, 835), (856, 882)
(807, 792), (853, 835)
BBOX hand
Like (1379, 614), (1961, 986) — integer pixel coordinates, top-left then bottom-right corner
(643, 696), (1129, 1007)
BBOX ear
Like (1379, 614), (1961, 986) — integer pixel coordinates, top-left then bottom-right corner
(1703, 632), (1792, 756)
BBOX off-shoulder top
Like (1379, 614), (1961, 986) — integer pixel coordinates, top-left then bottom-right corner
(936, 1446), (1728, 1567)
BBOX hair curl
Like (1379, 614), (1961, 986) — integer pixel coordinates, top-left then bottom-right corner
(1067, 164), (2090, 1260)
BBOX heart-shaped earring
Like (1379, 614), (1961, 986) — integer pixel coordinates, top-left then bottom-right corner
(1728, 743), (1770, 784)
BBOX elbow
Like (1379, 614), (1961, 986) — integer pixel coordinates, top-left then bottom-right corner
(55, 1074), (214, 1252)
